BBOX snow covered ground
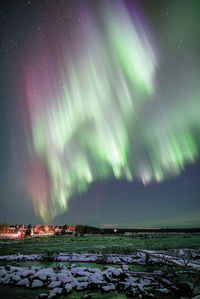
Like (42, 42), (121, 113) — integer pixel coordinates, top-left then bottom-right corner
(0, 249), (200, 298)
(0, 248), (200, 269)
(0, 262), (190, 298)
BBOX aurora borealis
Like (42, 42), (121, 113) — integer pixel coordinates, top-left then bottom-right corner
(1, 0), (200, 226)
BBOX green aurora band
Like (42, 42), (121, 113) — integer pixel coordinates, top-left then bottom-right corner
(25, 1), (200, 221)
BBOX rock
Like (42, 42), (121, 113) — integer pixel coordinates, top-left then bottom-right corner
(48, 291), (56, 299)
(48, 280), (61, 289)
(156, 288), (170, 294)
(32, 279), (43, 288)
(21, 270), (35, 278)
(103, 272), (112, 283)
(37, 269), (54, 281)
(48, 287), (62, 299)
(102, 283), (116, 292)
(71, 267), (86, 275)
(0, 269), (6, 277)
(64, 283), (73, 293)
(48, 276), (57, 282)
(11, 274), (21, 282)
(122, 265), (129, 271)
(29, 274), (34, 281)
(153, 270), (162, 276)
(38, 273), (47, 281)
(46, 268), (55, 277)
(89, 278), (105, 288)
(91, 273), (103, 281)
(89, 268), (101, 274)
(110, 268), (123, 278)
(137, 279), (151, 292)
(60, 269), (71, 275)
(16, 278), (29, 287)
(57, 273), (70, 284)
(76, 281), (89, 291)
(126, 277), (138, 286)
(63, 276), (73, 283)
(53, 287), (62, 294)
(75, 271), (88, 277)
(160, 278), (172, 286)
(117, 281), (130, 290)
(2, 274), (11, 285)
(32, 266), (42, 271)
(70, 264), (76, 268)
(38, 294), (48, 298)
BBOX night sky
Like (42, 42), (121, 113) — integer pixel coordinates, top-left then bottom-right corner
(0, 0), (200, 227)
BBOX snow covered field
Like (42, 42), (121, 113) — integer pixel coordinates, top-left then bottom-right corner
(0, 234), (200, 298)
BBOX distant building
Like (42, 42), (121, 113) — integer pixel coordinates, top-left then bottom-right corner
(66, 225), (76, 233)
(8, 227), (17, 234)
(43, 225), (50, 233)
(55, 227), (63, 234)
(18, 228), (27, 237)
(34, 224), (42, 234)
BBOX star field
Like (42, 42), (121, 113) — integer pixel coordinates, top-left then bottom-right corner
(0, 0), (200, 227)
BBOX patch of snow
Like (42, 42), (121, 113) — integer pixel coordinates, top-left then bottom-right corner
(156, 288), (170, 294)
(102, 283), (116, 292)
(48, 280), (61, 289)
(57, 273), (71, 284)
(32, 279), (43, 288)
(64, 283), (73, 293)
(76, 281), (89, 290)
(38, 293), (48, 298)
(16, 278), (29, 287)
(11, 274), (21, 282)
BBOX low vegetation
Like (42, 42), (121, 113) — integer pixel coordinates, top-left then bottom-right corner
(0, 233), (200, 256)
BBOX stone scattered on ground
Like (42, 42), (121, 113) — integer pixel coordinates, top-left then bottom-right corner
(0, 248), (200, 269)
(32, 279), (43, 288)
(0, 261), (199, 298)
